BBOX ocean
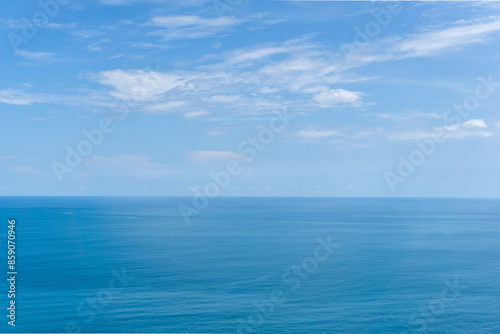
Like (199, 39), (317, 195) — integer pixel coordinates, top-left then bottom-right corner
(0, 197), (499, 333)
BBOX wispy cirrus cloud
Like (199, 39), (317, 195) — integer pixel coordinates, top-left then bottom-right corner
(225, 45), (304, 66)
(0, 88), (112, 107)
(87, 41), (365, 117)
(296, 128), (338, 139)
(389, 119), (493, 140)
(143, 100), (191, 113)
(295, 118), (494, 144)
(15, 49), (57, 61)
(145, 12), (285, 41)
(342, 17), (500, 66)
(185, 150), (249, 162)
(123, 41), (169, 49)
(4, 15), (500, 125)
(0, 18), (74, 31)
(373, 111), (443, 121)
(0, 89), (53, 105)
(184, 110), (209, 118)
(147, 15), (245, 40)
(397, 18), (500, 58)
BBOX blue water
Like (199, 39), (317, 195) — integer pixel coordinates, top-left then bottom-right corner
(0, 197), (499, 333)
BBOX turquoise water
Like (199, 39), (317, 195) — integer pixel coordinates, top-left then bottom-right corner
(1, 197), (499, 333)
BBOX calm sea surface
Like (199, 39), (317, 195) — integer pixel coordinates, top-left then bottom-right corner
(0, 197), (499, 333)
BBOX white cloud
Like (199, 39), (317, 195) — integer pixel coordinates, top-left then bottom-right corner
(313, 89), (363, 107)
(0, 88), (112, 107)
(375, 111), (442, 121)
(145, 13), (285, 41)
(93, 69), (189, 101)
(296, 129), (338, 139)
(71, 29), (104, 39)
(89, 69), (286, 116)
(220, 37), (318, 70)
(124, 42), (169, 49)
(143, 100), (190, 113)
(83, 40), (365, 117)
(0, 89), (36, 105)
(206, 128), (226, 136)
(147, 15), (244, 40)
(341, 18), (500, 67)
(46, 22), (77, 30)
(150, 15), (241, 29)
(6, 16), (500, 122)
(184, 111), (209, 118)
(462, 118), (487, 128)
(185, 150), (249, 162)
(227, 46), (297, 65)
(85, 38), (111, 52)
(398, 19), (500, 58)
(0, 19), (74, 30)
(15, 49), (56, 61)
(0, 18), (32, 29)
(496, 121), (500, 129)
(0, 89), (51, 105)
(390, 119), (492, 140)
(388, 130), (431, 141)
(85, 155), (172, 177)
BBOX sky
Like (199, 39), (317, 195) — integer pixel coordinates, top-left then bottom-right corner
(1, 0), (500, 197)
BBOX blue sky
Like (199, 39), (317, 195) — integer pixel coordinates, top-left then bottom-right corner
(1, 0), (500, 197)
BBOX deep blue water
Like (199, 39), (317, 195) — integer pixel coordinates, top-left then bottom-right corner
(0, 197), (499, 333)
